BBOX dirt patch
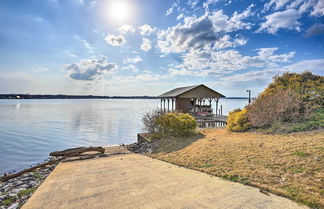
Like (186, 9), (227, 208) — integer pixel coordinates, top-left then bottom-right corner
(149, 128), (324, 208)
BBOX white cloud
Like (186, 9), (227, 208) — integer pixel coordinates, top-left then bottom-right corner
(176, 13), (184, 20)
(258, 9), (301, 34)
(118, 24), (135, 34)
(138, 24), (155, 35)
(73, 34), (94, 53)
(121, 64), (138, 72)
(188, 0), (199, 8)
(140, 38), (152, 51)
(287, 0), (304, 9)
(104, 34), (126, 46)
(172, 47), (295, 76)
(111, 72), (171, 84)
(123, 55), (143, 64)
(66, 56), (117, 81)
(260, 0), (323, 34)
(157, 9), (252, 53)
(264, 0), (291, 11)
(166, 2), (178, 16)
(206, 0), (221, 4)
(214, 35), (248, 49)
(220, 59), (324, 82)
(311, 0), (324, 16)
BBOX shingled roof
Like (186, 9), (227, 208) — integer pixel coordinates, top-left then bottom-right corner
(158, 84), (225, 98)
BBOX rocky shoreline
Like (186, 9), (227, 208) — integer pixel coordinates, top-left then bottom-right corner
(125, 142), (154, 154)
(0, 161), (58, 209)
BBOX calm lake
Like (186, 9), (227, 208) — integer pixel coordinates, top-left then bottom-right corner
(0, 99), (248, 174)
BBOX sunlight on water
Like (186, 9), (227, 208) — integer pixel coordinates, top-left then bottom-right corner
(0, 98), (247, 174)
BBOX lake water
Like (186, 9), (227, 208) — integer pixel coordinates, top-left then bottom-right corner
(0, 98), (248, 174)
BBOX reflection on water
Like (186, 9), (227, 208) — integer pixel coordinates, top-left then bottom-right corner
(0, 98), (247, 174)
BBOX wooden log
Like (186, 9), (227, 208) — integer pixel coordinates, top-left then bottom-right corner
(50, 146), (105, 156)
(1, 146), (106, 182)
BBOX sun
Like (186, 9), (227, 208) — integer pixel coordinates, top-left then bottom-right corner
(108, 0), (132, 23)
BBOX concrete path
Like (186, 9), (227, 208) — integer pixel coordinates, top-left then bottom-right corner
(22, 147), (307, 209)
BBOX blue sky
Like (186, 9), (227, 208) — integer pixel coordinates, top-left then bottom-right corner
(0, 0), (323, 96)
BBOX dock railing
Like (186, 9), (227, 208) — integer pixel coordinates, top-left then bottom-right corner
(192, 114), (228, 128)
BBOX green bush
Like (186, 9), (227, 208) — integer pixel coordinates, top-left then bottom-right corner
(227, 108), (250, 132)
(156, 112), (197, 137)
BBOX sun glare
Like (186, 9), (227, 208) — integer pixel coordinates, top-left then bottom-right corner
(108, 0), (131, 23)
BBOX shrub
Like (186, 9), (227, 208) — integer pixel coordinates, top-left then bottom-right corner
(246, 89), (303, 128)
(243, 71), (323, 133)
(142, 109), (161, 134)
(264, 71), (324, 107)
(227, 108), (250, 132)
(156, 112), (197, 137)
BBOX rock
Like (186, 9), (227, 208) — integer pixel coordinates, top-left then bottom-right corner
(1, 184), (10, 190)
(15, 181), (24, 186)
(8, 193), (17, 197)
(28, 181), (37, 187)
(7, 202), (19, 209)
(0, 157), (58, 209)
(12, 187), (25, 194)
(19, 177), (32, 182)
(0, 195), (5, 202)
(126, 142), (154, 154)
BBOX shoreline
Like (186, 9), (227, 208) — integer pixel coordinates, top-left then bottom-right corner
(0, 160), (57, 209)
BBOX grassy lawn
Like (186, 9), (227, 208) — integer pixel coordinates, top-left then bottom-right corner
(149, 128), (324, 208)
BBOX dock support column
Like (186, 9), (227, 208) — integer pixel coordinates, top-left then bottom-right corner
(163, 99), (166, 113)
(167, 98), (170, 112)
(215, 98), (219, 116)
(219, 105), (223, 116)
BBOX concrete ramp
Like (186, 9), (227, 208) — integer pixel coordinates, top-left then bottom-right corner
(22, 148), (307, 209)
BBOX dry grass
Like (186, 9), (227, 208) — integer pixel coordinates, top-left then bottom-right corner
(149, 128), (324, 208)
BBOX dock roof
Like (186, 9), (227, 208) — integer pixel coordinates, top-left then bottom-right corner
(158, 84), (225, 98)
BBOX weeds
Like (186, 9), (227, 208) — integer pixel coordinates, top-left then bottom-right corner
(2, 197), (16, 206)
(290, 167), (305, 173)
(33, 172), (42, 179)
(292, 151), (308, 157)
(200, 163), (213, 168)
(18, 189), (35, 197)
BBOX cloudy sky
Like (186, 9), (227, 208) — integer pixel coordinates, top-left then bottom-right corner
(0, 0), (323, 96)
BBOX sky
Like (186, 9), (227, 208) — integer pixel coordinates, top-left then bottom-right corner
(0, 0), (323, 97)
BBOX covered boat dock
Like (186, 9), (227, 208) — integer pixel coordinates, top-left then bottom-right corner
(158, 84), (227, 127)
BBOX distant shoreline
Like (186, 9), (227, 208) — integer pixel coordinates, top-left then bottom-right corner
(0, 94), (248, 100)
(0, 94), (157, 99)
